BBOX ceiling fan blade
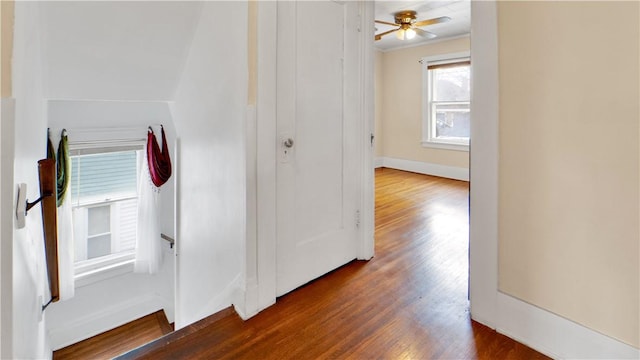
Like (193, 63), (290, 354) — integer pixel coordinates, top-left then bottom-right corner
(375, 27), (400, 41)
(414, 27), (437, 39)
(375, 19), (399, 27)
(414, 16), (451, 27)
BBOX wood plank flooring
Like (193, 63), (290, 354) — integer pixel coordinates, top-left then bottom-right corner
(117, 168), (549, 360)
(53, 310), (173, 360)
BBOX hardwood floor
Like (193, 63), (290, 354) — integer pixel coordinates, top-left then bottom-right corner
(117, 168), (549, 360)
(53, 310), (173, 360)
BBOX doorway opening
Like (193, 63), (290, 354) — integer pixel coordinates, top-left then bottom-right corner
(372, 0), (472, 317)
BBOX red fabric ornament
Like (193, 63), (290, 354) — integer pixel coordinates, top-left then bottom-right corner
(147, 126), (172, 187)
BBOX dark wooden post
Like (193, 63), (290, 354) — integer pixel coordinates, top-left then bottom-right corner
(38, 158), (59, 303)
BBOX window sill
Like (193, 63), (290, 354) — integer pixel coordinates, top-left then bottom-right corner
(421, 140), (469, 152)
(74, 259), (135, 288)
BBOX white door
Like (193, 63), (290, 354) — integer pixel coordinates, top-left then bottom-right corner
(276, 0), (361, 296)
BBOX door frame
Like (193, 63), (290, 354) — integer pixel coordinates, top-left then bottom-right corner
(251, 1), (375, 314)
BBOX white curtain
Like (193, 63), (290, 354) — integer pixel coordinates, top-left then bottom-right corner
(135, 150), (163, 274)
(57, 194), (75, 300)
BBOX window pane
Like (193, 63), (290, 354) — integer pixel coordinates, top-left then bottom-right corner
(87, 205), (110, 236)
(71, 151), (138, 205)
(87, 234), (111, 259)
(434, 103), (470, 140)
(433, 65), (470, 102)
(73, 199), (137, 263)
(116, 199), (137, 252)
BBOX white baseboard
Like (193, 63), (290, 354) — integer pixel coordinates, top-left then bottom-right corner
(47, 294), (168, 350)
(493, 292), (639, 359)
(374, 157), (384, 168)
(376, 157), (469, 181)
(233, 278), (259, 320)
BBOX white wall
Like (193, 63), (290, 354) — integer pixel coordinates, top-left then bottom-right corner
(6, 0), (250, 354)
(7, 1), (204, 355)
(11, 2), (50, 358)
(0, 1), (15, 356)
(170, 1), (247, 329)
(0, 98), (14, 360)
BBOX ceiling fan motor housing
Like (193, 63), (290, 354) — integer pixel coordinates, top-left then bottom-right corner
(394, 10), (417, 25)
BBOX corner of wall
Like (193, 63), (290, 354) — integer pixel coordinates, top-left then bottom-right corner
(171, 0), (248, 330)
(0, 97), (15, 360)
(10, 1), (52, 358)
(232, 277), (259, 320)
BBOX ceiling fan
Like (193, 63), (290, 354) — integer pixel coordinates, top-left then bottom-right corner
(375, 10), (451, 41)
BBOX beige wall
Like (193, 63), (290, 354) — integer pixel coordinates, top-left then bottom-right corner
(378, 37), (469, 168)
(498, 1), (639, 348)
(374, 50), (383, 157)
(1, 1), (13, 98)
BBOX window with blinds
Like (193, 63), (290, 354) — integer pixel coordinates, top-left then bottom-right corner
(70, 148), (142, 268)
(421, 53), (471, 151)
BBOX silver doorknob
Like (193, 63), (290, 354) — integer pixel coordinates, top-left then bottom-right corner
(283, 138), (294, 148)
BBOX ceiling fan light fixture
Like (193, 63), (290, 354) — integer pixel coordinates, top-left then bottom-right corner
(405, 28), (416, 40)
(374, 11), (449, 42)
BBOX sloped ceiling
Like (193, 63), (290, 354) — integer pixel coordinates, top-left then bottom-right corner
(40, 1), (202, 101)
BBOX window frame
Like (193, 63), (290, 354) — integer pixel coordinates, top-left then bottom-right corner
(421, 51), (471, 152)
(68, 140), (145, 287)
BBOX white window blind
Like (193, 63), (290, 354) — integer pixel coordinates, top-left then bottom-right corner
(70, 150), (138, 206)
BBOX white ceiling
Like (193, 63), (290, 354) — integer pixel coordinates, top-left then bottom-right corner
(374, 1), (470, 51)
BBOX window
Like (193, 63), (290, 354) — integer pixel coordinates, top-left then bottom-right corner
(69, 145), (143, 277)
(422, 52), (471, 151)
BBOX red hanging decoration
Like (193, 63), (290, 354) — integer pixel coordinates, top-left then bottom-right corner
(147, 125), (172, 187)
